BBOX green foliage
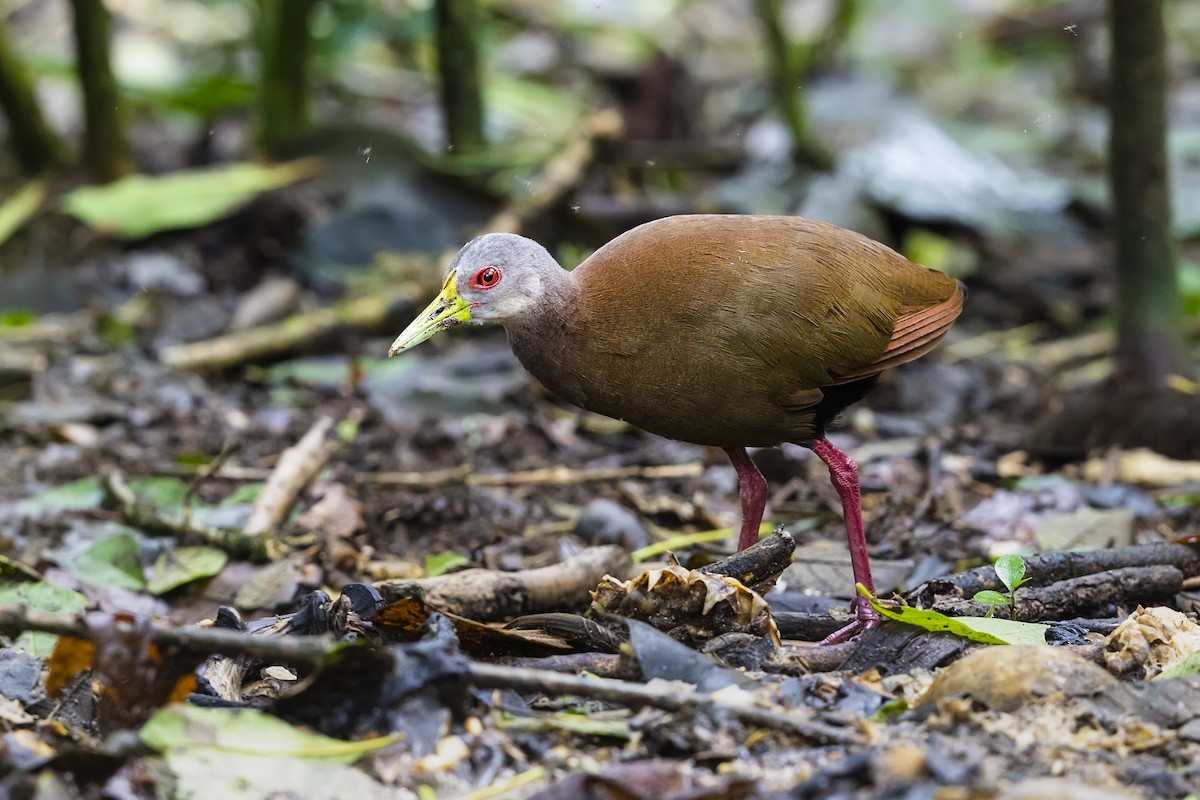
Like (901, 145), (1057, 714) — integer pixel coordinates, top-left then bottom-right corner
(424, 551), (469, 577)
(73, 530), (146, 591)
(972, 554), (1031, 615)
(0, 580), (88, 655)
(17, 477), (104, 515)
(147, 547), (229, 595)
(61, 160), (321, 239)
(0, 308), (37, 328)
(0, 181), (45, 247)
(859, 584), (1050, 646)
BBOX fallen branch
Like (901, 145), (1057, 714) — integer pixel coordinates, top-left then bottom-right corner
(380, 545), (634, 622)
(930, 565), (1183, 622)
(703, 529), (796, 595)
(909, 542), (1200, 607)
(243, 415), (337, 542)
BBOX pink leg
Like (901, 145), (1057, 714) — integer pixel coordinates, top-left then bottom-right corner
(725, 447), (767, 551)
(810, 437), (881, 644)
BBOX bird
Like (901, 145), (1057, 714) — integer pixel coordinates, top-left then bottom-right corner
(389, 215), (964, 642)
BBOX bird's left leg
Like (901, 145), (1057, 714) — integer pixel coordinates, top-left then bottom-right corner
(725, 447), (767, 551)
(809, 437), (881, 643)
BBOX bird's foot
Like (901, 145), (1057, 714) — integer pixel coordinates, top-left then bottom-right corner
(816, 603), (881, 645)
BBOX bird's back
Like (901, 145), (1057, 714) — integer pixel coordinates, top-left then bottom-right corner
(524, 215), (962, 447)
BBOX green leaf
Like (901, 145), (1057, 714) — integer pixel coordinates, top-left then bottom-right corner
(858, 584), (1050, 646)
(127, 476), (190, 510)
(1155, 650), (1200, 681)
(424, 551), (469, 577)
(61, 159), (321, 239)
(147, 547), (229, 595)
(221, 483), (265, 506)
(994, 554), (1027, 593)
(73, 531), (146, 591)
(0, 180), (46, 248)
(141, 705), (399, 762)
(0, 580), (88, 655)
(0, 308), (37, 328)
(17, 477), (104, 515)
(972, 590), (1011, 606)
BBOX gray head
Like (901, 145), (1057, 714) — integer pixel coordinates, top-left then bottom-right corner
(388, 232), (565, 355)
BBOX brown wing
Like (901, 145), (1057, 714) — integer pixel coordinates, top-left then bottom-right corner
(831, 280), (964, 383)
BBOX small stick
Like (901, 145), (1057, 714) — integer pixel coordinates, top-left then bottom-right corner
(367, 462), (704, 489)
(243, 415), (337, 540)
(467, 662), (857, 745)
(183, 439), (240, 508)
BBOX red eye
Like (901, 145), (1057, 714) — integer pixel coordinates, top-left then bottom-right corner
(470, 266), (502, 290)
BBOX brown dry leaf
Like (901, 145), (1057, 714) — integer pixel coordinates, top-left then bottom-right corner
(1082, 448), (1200, 486)
(918, 645), (1115, 712)
(45, 637), (95, 698)
(298, 482), (364, 538)
(1104, 606), (1200, 678)
(590, 558), (777, 645)
(373, 589), (571, 657)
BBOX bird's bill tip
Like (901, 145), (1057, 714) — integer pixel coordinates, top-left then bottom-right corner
(387, 272), (471, 356)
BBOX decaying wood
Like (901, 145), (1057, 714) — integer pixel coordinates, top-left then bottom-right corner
(773, 610), (856, 643)
(930, 565), (1183, 622)
(380, 545), (634, 622)
(909, 542), (1200, 607)
(467, 662), (858, 745)
(243, 415), (337, 542)
(703, 528), (796, 595)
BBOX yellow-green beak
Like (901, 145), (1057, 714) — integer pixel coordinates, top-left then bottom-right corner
(387, 271), (472, 356)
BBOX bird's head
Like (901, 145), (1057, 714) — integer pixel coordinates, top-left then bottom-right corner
(388, 233), (557, 356)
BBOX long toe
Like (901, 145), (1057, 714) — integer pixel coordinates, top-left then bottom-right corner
(816, 602), (882, 645)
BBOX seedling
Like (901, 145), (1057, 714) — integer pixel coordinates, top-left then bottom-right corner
(973, 554), (1031, 618)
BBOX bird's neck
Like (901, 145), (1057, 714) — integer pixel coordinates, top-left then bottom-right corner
(503, 267), (582, 393)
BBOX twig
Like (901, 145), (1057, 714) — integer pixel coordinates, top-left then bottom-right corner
(467, 662), (857, 745)
(183, 439), (241, 507)
(153, 461), (704, 489)
(0, 605), (336, 668)
(244, 415), (337, 541)
(367, 462), (704, 489)
(158, 286), (425, 371)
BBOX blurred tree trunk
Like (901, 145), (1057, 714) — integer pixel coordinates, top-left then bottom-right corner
(0, 21), (65, 174)
(435, 0), (485, 154)
(257, 0), (318, 153)
(754, 0), (858, 170)
(1108, 0), (1181, 385)
(69, 0), (132, 181)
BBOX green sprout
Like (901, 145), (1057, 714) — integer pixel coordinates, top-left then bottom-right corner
(972, 554), (1031, 618)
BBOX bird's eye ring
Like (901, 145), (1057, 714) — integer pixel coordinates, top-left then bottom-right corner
(470, 266), (502, 290)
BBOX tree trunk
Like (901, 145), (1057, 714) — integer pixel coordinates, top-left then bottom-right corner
(257, 0), (318, 153)
(69, 0), (132, 181)
(435, 0), (485, 154)
(1108, 0), (1181, 386)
